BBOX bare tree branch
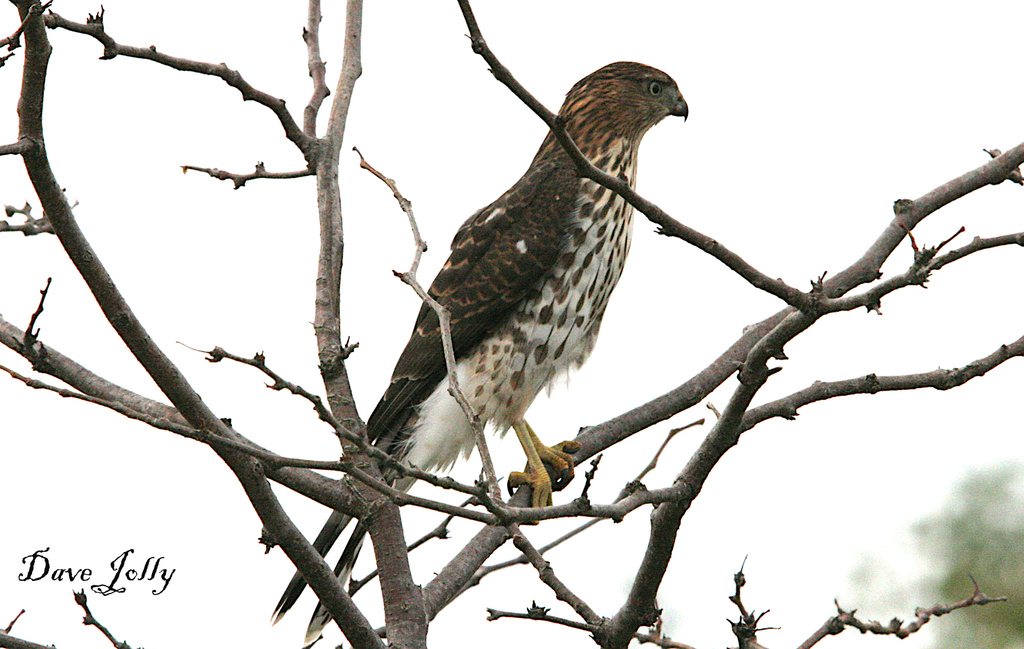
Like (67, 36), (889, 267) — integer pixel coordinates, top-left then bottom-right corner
(486, 604), (698, 649)
(508, 524), (604, 626)
(349, 508), (462, 596)
(1, 201), (51, 235)
(826, 149), (1024, 297)
(73, 590), (135, 649)
(354, 146), (503, 502)
(0, 0), (46, 50)
(573, 153), (1024, 467)
(5, 2), (1021, 647)
(3, 609), (25, 634)
(201, 345), (344, 430)
(822, 230), (1024, 315)
(455, 0), (814, 313)
(727, 561), (778, 649)
(302, 0), (330, 136)
(1, 361), (198, 437)
(0, 139), (32, 156)
(413, 6), (1024, 639)
(797, 580), (1007, 649)
(984, 148), (1024, 184)
(487, 602), (598, 633)
(302, 2), (426, 646)
(0, 314), (181, 422)
(2, 320), (374, 523)
(194, 345), (504, 507)
(0, 632), (59, 649)
(22, 275), (50, 343)
(180, 162), (313, 189)
(635, 623), (698, 649)
(13, 3), (380, 645)
(43, 8), (316, 160)
(742, 333), (1024, 432)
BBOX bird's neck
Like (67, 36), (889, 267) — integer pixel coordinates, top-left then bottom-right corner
(535, 131), (639, 183)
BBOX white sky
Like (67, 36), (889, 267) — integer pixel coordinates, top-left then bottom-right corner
(2, 2), (1023, 648)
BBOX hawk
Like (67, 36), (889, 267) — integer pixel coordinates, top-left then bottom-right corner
(275, 61), (687, 644)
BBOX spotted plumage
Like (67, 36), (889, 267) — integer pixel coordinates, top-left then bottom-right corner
(274, 61), (687, 645)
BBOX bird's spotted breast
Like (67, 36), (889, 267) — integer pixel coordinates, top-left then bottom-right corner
(460, 141), (637, 429)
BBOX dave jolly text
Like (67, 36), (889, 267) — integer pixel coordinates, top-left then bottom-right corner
(19, 548), (175, 595)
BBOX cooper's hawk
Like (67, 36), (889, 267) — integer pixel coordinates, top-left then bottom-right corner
(274, 61), (687, 645)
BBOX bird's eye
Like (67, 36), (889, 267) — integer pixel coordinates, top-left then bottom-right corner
(647, 80), (662, 96)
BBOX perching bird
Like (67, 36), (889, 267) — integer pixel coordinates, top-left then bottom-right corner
(274, 61), (687, 645)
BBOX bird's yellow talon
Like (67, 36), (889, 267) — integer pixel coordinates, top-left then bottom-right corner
(508, 468), (554, 507)
(509, 421), (581, 506)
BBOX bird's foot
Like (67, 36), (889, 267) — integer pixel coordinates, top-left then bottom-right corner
(508, 439), (581, 507)
(543, 440), (582, 491)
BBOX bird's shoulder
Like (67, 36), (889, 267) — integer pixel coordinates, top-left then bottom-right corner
(430, 157), (581, 306)
(366, 157), (582, 445)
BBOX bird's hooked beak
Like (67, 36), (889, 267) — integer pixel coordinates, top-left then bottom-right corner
(672, 95), (689, 120)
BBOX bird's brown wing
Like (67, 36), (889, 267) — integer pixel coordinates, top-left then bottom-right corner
(368, 158), (579, 452)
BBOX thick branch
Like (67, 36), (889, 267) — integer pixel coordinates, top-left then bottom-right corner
(0, 632), (53, 649)
(308, 2), (426, 647)
(14, 3), (378, 645)
(427, 2), (1024, 634)
(302, 0), (330, 136)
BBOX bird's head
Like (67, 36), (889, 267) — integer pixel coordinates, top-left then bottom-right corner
(558, 61), (687, 149)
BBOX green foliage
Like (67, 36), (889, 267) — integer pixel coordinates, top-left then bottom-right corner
(914, 464), (1024, 649)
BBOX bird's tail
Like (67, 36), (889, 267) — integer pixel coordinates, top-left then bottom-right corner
(271, 510), (368, 647)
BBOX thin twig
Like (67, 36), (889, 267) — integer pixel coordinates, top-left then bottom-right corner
(633, 419), (704, 483)
(486, 603), (598, 633)
(508, 523), (603, 626)
(741, 332), (1024, 432)
(354, 146), (503, 502)
(181, 162), (313, 189)
(200, 345), (345, 430)
(796, 579), (1007, 649)
(23, 276), (51, 343)
(819, 230), (1024, 315)
(727, 560), (778, 649)
(191, 343), (509, 511)
(1, 201), (52, 235)
(43, 10), (316, 160)
(4, 609), (25, 633)
(73, 590), (134, 649)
